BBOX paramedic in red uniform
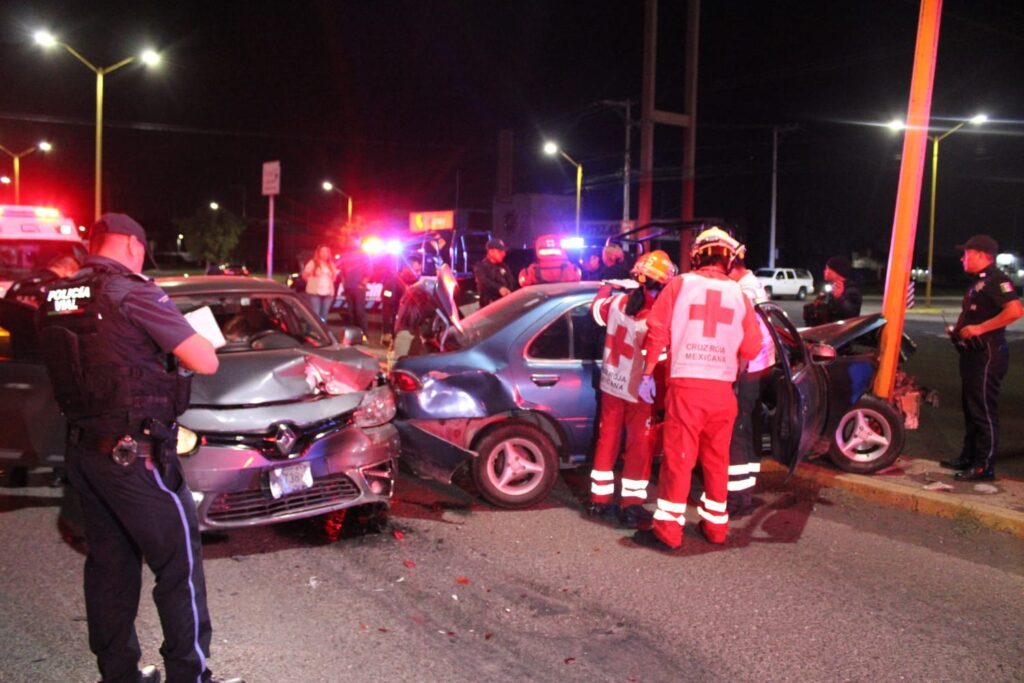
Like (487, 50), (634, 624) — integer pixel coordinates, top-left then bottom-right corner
(518, 234), (581, 285)
(587, 250), (676, 529)
(632, 228), (762, 551)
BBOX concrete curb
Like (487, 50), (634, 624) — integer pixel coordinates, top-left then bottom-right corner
(762, 460), (1024, 538)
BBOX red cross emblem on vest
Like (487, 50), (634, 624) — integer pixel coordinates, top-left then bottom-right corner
(604, 324), (634, 368)
(690, 289), (735, 338)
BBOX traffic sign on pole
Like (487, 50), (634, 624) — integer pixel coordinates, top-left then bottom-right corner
(262, 161), (280, 277)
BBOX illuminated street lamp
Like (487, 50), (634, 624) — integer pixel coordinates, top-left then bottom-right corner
(890, 113), (987, 305)
(34, 29), (161, 220)
(176, 232), (184, 252)
(321, 181), (353, 226)
(543, 141), (583, 235)
(209, 201), (220, 210)
(0, 140), (53, 204)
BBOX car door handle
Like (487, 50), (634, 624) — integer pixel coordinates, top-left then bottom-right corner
(530, 374), (560, 387)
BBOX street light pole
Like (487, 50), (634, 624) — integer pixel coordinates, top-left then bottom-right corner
(543, 142), (583, 235)
(322, 181), (353, 225)
(35, 31), (160, 220)
(0, 141), (52, 204)
(924, 114), (986, 305)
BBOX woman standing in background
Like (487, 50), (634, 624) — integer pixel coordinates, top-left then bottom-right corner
(303, 245), (338, 321)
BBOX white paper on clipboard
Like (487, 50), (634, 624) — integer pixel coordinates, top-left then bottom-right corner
(184, 305), (227, 349)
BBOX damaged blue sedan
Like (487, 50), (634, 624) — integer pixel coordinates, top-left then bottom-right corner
(391, 279), (913, 509)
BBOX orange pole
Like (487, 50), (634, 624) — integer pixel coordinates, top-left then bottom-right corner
(874, 0), (943, 398)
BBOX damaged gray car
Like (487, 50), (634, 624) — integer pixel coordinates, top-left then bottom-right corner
(0, 276), (399, 531)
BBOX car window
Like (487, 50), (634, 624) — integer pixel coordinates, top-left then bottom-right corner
(785, 271), (795, 279)
(796, 269), (811, 279)
(755, 269), (774, 278)
(571, 303), (605, 361)
(0, 239), (87, 282)
(171, 293), (332, 352)
(528, 311), (570, 359)
(776, 272), (785, 280)
(528, 302), (605, 361)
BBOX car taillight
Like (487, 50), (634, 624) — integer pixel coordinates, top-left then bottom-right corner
(389, 370), (422, 392)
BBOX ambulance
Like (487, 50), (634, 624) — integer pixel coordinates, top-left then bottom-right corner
(0, 205), (85, 299)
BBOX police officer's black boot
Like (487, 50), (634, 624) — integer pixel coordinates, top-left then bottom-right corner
(954, 467), (995, 481)
(939, 457), (972, 471)
(140, 665), (161, 683)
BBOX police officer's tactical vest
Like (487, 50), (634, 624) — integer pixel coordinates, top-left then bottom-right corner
(36, 264), (191, 435)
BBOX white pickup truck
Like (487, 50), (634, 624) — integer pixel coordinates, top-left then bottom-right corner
(754, 267), (815, 300)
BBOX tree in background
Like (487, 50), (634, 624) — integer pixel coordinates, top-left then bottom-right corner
(174, 207), (246, 268)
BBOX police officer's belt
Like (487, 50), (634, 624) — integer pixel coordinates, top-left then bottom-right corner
(72, 429), (156, 458)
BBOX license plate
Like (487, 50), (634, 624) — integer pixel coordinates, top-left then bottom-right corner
(268, 462), (313, 499)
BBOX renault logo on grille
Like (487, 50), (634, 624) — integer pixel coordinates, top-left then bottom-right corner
(274, 424), (298, 456)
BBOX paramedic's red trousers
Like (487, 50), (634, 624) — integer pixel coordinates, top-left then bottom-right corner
(590, 393), (653, 507)
(652, 379), (737, 547)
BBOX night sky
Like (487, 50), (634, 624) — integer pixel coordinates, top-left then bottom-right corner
(1, 1), (1021, 275)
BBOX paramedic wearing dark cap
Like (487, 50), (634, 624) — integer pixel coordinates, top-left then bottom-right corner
(474, 238), (516, 308)
(36, 214), (242, 682)
(803, 256), (862, 326)
(940, 234), (1023, 481)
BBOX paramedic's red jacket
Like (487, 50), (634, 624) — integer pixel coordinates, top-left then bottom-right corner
(641, 269), (763, 384)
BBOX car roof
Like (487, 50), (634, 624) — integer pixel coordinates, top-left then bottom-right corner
(155, 275), (291, 296)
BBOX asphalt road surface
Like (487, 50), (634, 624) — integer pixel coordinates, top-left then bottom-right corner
(1, 467), (1022, 683)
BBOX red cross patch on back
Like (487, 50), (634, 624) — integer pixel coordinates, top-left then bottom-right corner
(689, 289), (735, 337)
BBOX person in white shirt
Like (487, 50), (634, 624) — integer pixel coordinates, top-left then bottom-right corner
(302, 245), (338, 322)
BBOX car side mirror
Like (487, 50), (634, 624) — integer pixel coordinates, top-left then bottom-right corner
(809, 342), (837, 363)
(336, 325), (365, 347)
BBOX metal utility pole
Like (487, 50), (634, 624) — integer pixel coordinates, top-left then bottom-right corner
(769, 126), (779, 268)
(768, 124), (799, 268)
(637, 0), (700, 228)
(873, 0), (942, 399)
(600, 99), (634, 222)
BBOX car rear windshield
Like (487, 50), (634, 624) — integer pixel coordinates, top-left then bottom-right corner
(0, 239), (87, 282)
(459, 287), (548, 343)
(171, 292), (332, 352)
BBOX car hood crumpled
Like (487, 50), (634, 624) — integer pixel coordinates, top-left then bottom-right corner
(800, 313), (885, 349)
(189, 347), (379, 408)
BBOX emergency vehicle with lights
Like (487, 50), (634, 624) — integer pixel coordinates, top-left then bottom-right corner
(0, 205), (85, 299)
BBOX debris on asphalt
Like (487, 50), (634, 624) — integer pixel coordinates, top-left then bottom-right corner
(973, 483), (998, 495)
(393, 530), (405, 540)
(455, 576), (470, 584)
(922, 481), (954, 492)
(403, 559), (416, 568)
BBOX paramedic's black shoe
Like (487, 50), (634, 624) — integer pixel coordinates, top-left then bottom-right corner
(954, 467), (995, 482)
(617, 505), (653, 530)
(585, 502), (619, 519)
(140, 665), (161, 683)
(630, 529), (681, 553)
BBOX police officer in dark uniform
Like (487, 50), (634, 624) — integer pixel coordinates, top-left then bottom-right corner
(940, 234), (1023, 481)
(36, 214), (242, 683)
(4, 252), (81, 308)
(473, 238), (516, 308)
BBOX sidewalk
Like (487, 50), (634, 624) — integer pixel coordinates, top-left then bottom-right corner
(763, 457), (1024, 538)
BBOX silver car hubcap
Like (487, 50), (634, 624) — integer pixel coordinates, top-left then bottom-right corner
(835, 407), (892, 463)
(485, 438), (546, 496)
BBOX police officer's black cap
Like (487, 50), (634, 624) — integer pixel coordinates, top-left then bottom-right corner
(486, 238), (507, 251)
(92, 213), (147, 245)
(825, 256), (853, 279)
(956, 234), (998, 256)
